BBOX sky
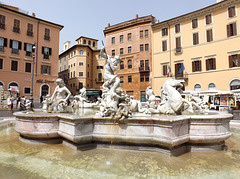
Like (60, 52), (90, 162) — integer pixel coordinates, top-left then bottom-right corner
(1, 0), (217, 52)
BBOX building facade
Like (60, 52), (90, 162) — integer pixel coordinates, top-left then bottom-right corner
(104, 15), (155, 101)
(152, 0), (240, 96)
(0, 4), (63, 102)
(59, 36), (104, 96)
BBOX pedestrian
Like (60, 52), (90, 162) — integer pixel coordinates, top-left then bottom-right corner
(40, 95), (43, 103)
(7, 95), (13, 114)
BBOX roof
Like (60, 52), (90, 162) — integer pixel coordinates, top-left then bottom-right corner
(59, 44), (99, 57)
(152, 0), (239, 30)
(104, 15), (155, 34)
(75, 36), (99, 42)
(0, 4), (64, 30)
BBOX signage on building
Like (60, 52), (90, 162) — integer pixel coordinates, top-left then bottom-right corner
(36, 79), (54, 84)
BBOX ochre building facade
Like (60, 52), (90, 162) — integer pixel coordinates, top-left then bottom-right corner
(152, 0), (240, 96)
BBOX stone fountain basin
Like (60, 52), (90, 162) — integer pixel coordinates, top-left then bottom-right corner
(14, 111), (232, 155)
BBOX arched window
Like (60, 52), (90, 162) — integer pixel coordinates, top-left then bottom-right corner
(194, 84), (201, 91)
(208, 83), (216, 90)
(41, 84), (49, 97)
(79, 50), (83, 55)
(230, 79), (240, 90)
(0, 81), (4, 91)
(128, 60), (132, 69)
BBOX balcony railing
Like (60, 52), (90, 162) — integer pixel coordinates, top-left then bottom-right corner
(175, 72), (188, 80)
(139, 66), (150, 72)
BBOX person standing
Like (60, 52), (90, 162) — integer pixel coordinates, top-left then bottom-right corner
(7, 95), (13, 114)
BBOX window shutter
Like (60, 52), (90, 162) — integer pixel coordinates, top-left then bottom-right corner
(24, 43), (26, 51)
(192, 61), (195, 72)
(18, 41), (22, 50)
(227, 25), (230, 37)
(49, 48), (52, 55)
(238, 54), (240, 67)
(166, 28), (168, 36)
(233, 23), (237, 36)
(10, 40), (13, 48)
(229, 56), (233, 68)
(199, 61), (202, 71)
(206, 59), (209, 71)
(4, 38), (7, 47)
(213, 58), (216, 70)
(175, 63), (178, 76)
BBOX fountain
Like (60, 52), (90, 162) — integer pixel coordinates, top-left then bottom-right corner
(13, 46), (232, 156)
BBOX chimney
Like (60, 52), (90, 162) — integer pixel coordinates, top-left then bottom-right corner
(136, 14), (138, 19)
(108, 23), (110, 27)
(32, 12), (35, 17)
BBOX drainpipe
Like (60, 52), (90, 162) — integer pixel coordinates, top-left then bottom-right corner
(167, 22), (172, 74)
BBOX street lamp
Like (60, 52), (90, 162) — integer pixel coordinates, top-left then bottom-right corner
(30, 43), (36, 109)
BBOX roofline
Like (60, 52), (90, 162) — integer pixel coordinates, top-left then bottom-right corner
(104, 15), (155, 34)
(0, 4), (64, 30)
(152, 0), (240, 30)
(75, 36), (99, 42)
(59, 44), (100, 57)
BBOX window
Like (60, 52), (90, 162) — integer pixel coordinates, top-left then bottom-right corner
(162, 28), (168, 36)
(79, 72), (83, 76)
(128, 76), (132, 83)
(194, 84), (202, 91)
(112, 49), (115, 56)
(0, 37), (7, 52)
(140, 60), (144, 69)
(140, 44), (144, 51)
(192, 19), (198, 29)
(98, 73), (103, 81)
(175, 24), (180, 33)
(145, 30), (149, 37)
(120, 76), (124, 83)
(205, 14), (212, 25)
(97, 66), (103, 69)
(24, 87), (31, 94)
(145, 75), (149, 82)
(208, 83), (216, 90)
(79, 62), (83, 66)
(11, 60), (18, 71)
(79, 50), (83, 55)
(140, 75), (144, 82)
(112, 37), (115, 44)
(120, 48), (124, 55)
(145, 60), (149, 70)
(120, 61), (124, 69)
(120, 35), (124, 42)
(0, 58), (3, 69)
(73, 71), (75, 77)
(227, 22), (237, 37)
(27, 23), (33, 36)
(140, 30), (143, 38)
(88, 41), (91, 46)
(42, 47), (52, 59)
(162, 40), (167, 51)
(192, 60), (202, 72)
(87, 72), (89, 78)
(41, 65), (51, 74)
(162, 64), (168, 76)
(229, 54), (240, 68)
(176, 37), (181, 52)
(128, 60), (132, 69)
(128, 33), (132, 41)
(145, 44), (149, 51)
(79, 82), (83, 89)
(93, 41), (95, 47)
(10, 40), (21, 54)
(25, 62), (31, 73)
(206, 58), (216, 71)
(128, 46), (132, 54)
(83, 40), (86, 44)
(24, 43), (33, 56)
(13, 19), (20, 33)
(140, 91), (146, 102)
(44, 28), (50, 40)
(206, 29), (213, 42)
(0, 15), (5, 29)
(175, 63), (183, 77)
(230, 80), (240, 90)
(126, 91), (134, 96)
(228, 6), (236, 18)
(193, 32), (199, 45)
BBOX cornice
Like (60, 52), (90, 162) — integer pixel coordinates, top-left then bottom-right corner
(152, 0), (240, 30)
(104, 15), (155, 34)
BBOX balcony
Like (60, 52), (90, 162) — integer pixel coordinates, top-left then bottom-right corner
(176, 72), (188, 80)
(175, 47), (182, 55)
(139, 66), (150, 72)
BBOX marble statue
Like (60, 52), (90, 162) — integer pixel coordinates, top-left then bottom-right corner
(97, 46), (132, 120)
(48, 78), (71, 113)
(146, 86), (156, 109)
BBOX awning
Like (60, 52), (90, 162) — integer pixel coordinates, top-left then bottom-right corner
(8, 86), (19, 93)
(86, 92), (99, 96)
